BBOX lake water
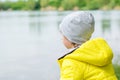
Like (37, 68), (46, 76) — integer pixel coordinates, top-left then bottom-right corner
(0, 11), (120, 80)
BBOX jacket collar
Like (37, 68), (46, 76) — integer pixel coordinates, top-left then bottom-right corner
(58, 47), (79, 60)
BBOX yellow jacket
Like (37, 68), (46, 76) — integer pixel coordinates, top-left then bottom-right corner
(58, 38), (118, 80)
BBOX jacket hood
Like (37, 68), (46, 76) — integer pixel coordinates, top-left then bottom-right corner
(63, 38), (113, 66)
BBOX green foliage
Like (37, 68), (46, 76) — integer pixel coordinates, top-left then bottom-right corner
(61, 0), (79, 10)
(11, 1), (26, 10)
(0, 1), (12, 10)
(85, 0), (104, 10)
(40, 0), (49, 8)
(34, 1), (41, 10)
(78, 0), (86, 8)
(48, 0), (61, 8)
(0, 0), (41, 10)
(0, 0), (120, 10)
(113, 64), (120, 80)
(26, 0), (36, 10)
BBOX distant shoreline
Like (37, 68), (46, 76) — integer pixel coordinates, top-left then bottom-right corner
(1, 0), (120, 11)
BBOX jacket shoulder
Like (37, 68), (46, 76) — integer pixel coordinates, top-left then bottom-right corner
(61, 58), (88, 80)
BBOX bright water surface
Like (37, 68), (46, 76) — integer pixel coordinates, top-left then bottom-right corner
(0, 11), (120, 80)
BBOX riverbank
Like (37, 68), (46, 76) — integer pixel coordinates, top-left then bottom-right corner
(40, 5), (120, 11)
(1, 6), (120, 11)
(0, 0), (120, 11)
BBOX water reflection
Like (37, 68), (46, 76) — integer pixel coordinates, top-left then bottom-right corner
(29, 12), (41, 35)
(0, 11), (120, 80)
(102, 19), (111, 34)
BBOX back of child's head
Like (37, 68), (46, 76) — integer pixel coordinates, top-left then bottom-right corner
(59, 11), (95, 45)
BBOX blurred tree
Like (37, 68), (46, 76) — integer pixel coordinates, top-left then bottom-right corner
(61, 0), (79, 10)
(84, 0), (103, 10)
(0, 1), (12, 10)
(78, 0), (86, 9)
(34, 0), (41, 10)
(26, 0), (36, 10)
(0, 0), (120, 10)
(40, 0), (49, 8)
(108, 0), (120, 9)
(11, 0), (25, 10)
(48, 0), (61, 8)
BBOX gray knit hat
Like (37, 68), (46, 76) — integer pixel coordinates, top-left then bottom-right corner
(59, 11), (95, 45)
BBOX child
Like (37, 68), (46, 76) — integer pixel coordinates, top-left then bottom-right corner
(58, 11), (118, 80)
